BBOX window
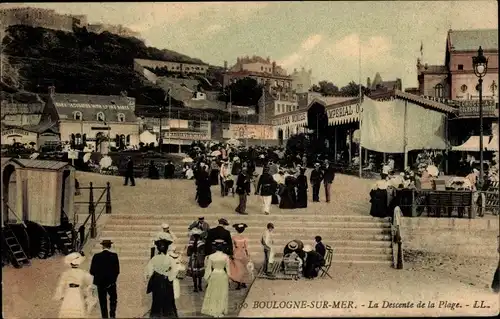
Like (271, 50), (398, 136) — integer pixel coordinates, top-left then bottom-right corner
(75, 133), (82, 145)
(261, 66), (264, 71)
(117, 113), (125, 122)
(434, 84), (444, 98)
(97, 112), (105, 122)
(458, 64), (463, 70)
(73, 111), (83, 120)
(126, 135), (131, 145)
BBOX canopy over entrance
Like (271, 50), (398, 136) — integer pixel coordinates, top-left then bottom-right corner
(360, 96), (448, 153)
(452, 136), (491, 151)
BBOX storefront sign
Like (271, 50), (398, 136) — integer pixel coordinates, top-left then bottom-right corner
(326, 103), (360, 119)
(272, 112), (307, 126)
(55, 103), (131, 110)
(91, 127), (111, 130)
(164, 131), (209, 140)
(228, 124), (274, 140)
(458, 104), (497, 117)
(1, 129), (30, 136)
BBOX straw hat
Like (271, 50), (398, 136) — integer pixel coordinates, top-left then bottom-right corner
(64, 252), (86, 266)
(218, 218), (229, 226)
(303, 244), (313, 252)
(287, 241), (299, 250)
(161, 223), (170, 229)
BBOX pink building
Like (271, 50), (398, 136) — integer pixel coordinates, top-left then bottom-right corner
(417, 29), (498, 101)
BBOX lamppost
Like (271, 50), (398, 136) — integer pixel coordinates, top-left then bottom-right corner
(158, 105), (166, 152)
(472, 46), (488, 189)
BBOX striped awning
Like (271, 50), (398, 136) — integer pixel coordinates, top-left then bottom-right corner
(327, 113), (359, 126)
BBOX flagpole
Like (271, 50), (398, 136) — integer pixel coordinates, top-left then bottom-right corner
(168, 89), (171, 152)
(358, 38), (363, 178)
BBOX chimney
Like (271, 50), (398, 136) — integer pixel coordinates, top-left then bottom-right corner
(367, 77), (371, 88)
(224, 60), (228, 70)
(48, 85), (55, 96)
(272, 61), (276, 75)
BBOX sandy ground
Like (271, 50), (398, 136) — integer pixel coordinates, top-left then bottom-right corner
(3, 171), (498, 318)
(239, 263), (499, 317)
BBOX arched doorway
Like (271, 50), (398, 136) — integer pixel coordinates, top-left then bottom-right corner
(307, 102), (329, 153)
(2, 164), (17, 225)
(278, 129), (284, 145)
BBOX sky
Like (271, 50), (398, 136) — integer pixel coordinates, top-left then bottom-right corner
(3, 1), (498, 88)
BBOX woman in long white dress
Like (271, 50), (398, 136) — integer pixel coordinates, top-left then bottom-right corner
(201, 239), (231, 317)
(53, 252), (96, 318)
(168, 245), (186, 300)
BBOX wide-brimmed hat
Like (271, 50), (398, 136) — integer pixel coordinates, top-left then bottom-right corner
(376, 180), (388, 190)
(314, 163), (321, 167)
(189, 228), (203, 236)
(213, 239), (226, 244)
(64, 252), (86, 266)
(161, 223), (170, 229)
(303, 244), (313, 252)
(100, 239), (113, 246)
(218, 218), (229, 226)
(233, 223), (248, 230)
(287, 241), (299, 250)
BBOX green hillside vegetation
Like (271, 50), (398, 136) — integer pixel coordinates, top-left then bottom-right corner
(2, 25), (206, 106)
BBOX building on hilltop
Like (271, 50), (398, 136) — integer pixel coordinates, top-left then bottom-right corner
(134, 58), (209, 76)
(417, 28), (498, 101)
(291, 67), (313, 93)
(223, 56), (293, 90)
(0, 7), (86, 32)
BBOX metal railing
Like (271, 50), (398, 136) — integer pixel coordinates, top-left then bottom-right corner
(2, 199), (26, 228)
(388, 189), (498, 219)
(391, 207), (403, 269)
(74, 182), (111, 251)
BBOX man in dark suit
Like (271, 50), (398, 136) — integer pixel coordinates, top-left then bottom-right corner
(205, 218), (233, 256)
(322, 160), (336, 203)
(90, 239), (120, 318)
(314, 236), (326, 258)
(124, 156), (135, 186)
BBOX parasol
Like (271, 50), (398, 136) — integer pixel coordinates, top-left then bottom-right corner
(182, 157), (194, 163)
(83, 152), (92, 163)
(426, 165), (439, 177)
(211, 150), (221, 156)
(99, 156), (112, 169)
(29, 153), (39, 160)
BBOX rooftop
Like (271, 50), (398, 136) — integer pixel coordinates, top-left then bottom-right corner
(49, 93), (137, 123)
(448, 29), (498, 52)
(10, 158), (70, 171)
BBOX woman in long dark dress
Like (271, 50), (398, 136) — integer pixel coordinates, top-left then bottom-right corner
(144, 239), (178, 318)
(279, 175), (297, 209)
(196, 164), (212, 208)
(209, 160), (220, 186)
(369, 181), (389, 218)
(187, 229), (206, 292)
(296, 168), (308, 208)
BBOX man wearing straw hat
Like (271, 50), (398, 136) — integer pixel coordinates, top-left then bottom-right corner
(90, 239), (120, 318)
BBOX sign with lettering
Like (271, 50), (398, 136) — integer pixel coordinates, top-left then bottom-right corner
(272, 112), (307, 126)
(68, 150), (79, 159)
(459, 104), (497, 117)
(1, 129), (31, 136)
(228, 124), (274, 140)
(164, 131), (210, 140)
(326, 103), (360, 119)
(55, 103), (131, 110)
(91, 127), (111, 130)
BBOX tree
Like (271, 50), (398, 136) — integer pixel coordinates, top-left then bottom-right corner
(220, 77), (263, 106)
(310, 81), (339, 96)
(340, 81), (370, 97)
(286, 133), (310, 157)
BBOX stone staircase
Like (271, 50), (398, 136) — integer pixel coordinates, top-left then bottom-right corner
(94, 214), (393, 265)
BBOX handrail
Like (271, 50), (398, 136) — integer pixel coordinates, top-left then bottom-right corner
(2, 199), (26, 227)
(77, 182), (111, 251)
(391, 206), (404, 269)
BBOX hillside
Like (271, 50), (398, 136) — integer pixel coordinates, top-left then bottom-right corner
(2, 25), (206, 106)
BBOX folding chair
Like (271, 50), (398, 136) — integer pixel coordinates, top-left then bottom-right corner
(319, 245), (333, 279)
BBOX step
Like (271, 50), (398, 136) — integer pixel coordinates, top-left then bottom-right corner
(98, 233), (392, 243)
(107, 221), (391, 229)
(110, 214), (387, 222)
(92, 239), (392, 249)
